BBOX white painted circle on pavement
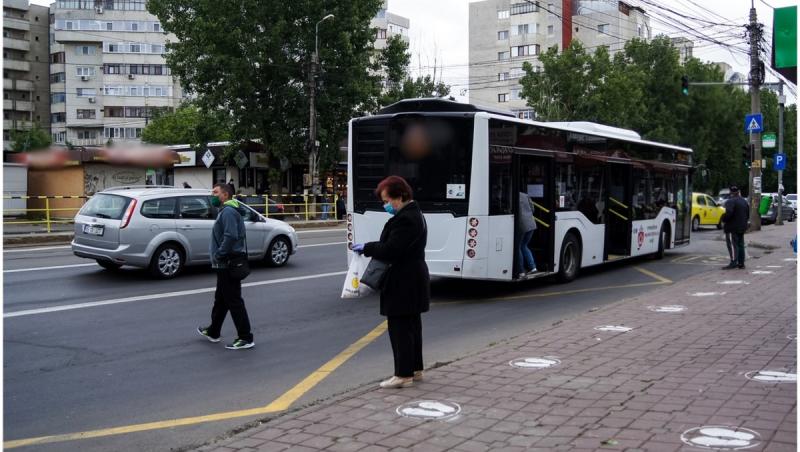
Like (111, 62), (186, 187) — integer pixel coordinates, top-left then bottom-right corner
(648, 305), (687, 313)
(594, 325), (633, 332)
(509, 357), (560, 369)
(681, 426), (761, 450)
(750, 270), (773, 275)
(688, 292), (726, 297)
(396, 400), (461, 421)
(745, 370), (797, 383)
(718, 280), (750, 285)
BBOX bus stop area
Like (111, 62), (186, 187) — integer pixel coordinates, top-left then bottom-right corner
(196, 223), (796, 452)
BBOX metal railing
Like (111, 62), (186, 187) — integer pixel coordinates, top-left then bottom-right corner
(3, 193), (342, 233)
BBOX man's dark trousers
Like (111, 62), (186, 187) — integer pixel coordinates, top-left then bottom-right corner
(732, 232), (746, 267)
(208, 269), (252, 342)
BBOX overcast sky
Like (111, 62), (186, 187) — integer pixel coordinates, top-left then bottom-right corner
(32, 0), (796, 102)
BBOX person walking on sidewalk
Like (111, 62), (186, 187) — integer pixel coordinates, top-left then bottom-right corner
(197, 183), (255, 350)
(721, 185), (750, 270)
(352, 176), (429, 389)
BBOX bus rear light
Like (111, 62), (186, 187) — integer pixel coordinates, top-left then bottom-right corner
(468, 228), (478, 238)
(466, 249), (476, 258)
(120, 199), (137, 229)
(348, 243), (354, 250)
(469, 218), (479, 227)
(347, 233), (353, 241)
(347, 214), (352, 222)
(347, 223), (353, 231)
(468, 239), (477, 248)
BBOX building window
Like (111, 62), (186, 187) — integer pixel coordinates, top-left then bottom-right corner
(497, 10), (510, 19)
(75, 45), (95, 55)
(50, 112), (66, 123)
(510, 88), (522, 100)
(510, 2), (538, 15)
(50, 72), (66, 83)
(548, 3), (556, 17)
(76, 88), (96, 97)
(104, 106), (124, 117)
(154, 23), (161, 32)
(51, 93), (66, 103)
(76, 109), (96, 119)
(76, 66), (95, 76)
(497, 30), (509, 40)
(50, 52), (65, 63)
(52, 131), (66, 143)
(377, 29), (387, 39)
(498, 93), (509, 103)
(547, 25), (554, 36)
(517, 110), (534, 120)
(512, 45), (539, 57)
(498, 72), (509, 81)
(598, 24), (609, 34)
(510, 67), (525, 79)
(76, 130), (98, 140)
(497, 51), (510, 61)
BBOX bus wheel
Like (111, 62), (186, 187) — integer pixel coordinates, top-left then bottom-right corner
(557, 233), (581, 283)
(654, 226), (667, 260)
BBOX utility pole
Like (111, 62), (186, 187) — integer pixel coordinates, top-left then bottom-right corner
(776, 81), (785, 225)
(746, 1), (763, 231)
(308, 14), (334, 197)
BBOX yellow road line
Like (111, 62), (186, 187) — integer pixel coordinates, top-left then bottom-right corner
(4, 321), (388, 449)
(436, 265), (672, 305)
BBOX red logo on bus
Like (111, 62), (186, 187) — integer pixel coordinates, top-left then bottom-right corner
(636, 226), (645, 250)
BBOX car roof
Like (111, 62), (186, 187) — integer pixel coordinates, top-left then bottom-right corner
(99, 187), (210, 199)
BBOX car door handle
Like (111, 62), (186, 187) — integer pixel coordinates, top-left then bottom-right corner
(179, 225), (193, 230)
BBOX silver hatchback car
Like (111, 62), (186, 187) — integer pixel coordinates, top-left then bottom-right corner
(71, 186), (299, 278)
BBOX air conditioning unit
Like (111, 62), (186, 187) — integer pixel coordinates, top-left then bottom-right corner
(95, 6), (103, 14)
(88, 97), (96, 103)
(128, 74), (135, 80)
(81, 75), (90, 82)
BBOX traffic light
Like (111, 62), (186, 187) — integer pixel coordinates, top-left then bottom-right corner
(681, 75), (689, 96)
(741, 144), (753, 168)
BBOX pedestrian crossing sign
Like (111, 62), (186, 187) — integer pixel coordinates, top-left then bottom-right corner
(744, 113), (763, 133)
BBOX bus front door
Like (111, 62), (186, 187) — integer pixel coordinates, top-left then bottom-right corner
(605, 164), (632, 259)
(515, 155), (554, 274)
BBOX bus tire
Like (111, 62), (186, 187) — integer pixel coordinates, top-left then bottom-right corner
(654, 224), (668, 260)
(557, 233), (581, 283)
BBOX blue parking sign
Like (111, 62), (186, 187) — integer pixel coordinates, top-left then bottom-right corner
(744, 113), (763, 133)
(774, 153), (787, 171)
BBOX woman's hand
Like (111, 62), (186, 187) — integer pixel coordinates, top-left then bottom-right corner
(352, 243), (365, 254)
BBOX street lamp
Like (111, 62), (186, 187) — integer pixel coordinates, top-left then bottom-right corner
(308, 13), (334, 196)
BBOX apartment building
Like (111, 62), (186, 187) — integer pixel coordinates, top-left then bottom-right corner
(671, 36), (694, 64)
(3, 0), (51, 151)
(469, 0), (650, 118)
(371, 0), (410, 51)
(49, 0), (183, 147)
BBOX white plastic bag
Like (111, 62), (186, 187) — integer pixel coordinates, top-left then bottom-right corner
(341, 253), (374, 299)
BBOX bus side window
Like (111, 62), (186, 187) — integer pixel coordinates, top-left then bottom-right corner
(489, 147), (512, 215)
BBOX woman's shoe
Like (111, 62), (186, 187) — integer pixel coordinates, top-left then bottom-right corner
(413, 371), (423, 381)
(379, 376), (413, 388)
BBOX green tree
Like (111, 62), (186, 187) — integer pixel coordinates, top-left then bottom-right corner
(141, 103), (231, 148)
(377, 35), (450, 108)
(9, 126), (51, 152)
(148, 0), (383, 189)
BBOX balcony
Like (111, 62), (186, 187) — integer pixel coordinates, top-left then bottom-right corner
(3, 79), (34, 91)
(3, 37), (30, 52)
(4, 0), (30, 10)
(3, 18), (30, 32)
(3, 100), (33, 112)
(3, 59), (30, 72)
(3, 119), (34, 130)
(69, 138), (104, 147)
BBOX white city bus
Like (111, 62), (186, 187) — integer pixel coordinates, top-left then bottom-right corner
(346, 99), (692, 282)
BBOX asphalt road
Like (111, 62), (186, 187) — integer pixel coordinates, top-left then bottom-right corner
(3, 226), (741, 451)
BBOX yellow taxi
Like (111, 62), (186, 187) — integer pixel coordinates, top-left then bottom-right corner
(691, 192), (726, 231)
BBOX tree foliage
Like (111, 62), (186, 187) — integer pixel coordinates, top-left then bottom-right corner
(519, 36), (796, 194)
(377, 35), (450, 108)
(147, 0), (383, 172)
(9, 126), (51, 152)
(141, 103), (231, 148)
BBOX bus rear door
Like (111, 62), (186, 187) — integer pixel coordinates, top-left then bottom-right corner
(515, 154), (555, 274)
(605, 163), (632, 259)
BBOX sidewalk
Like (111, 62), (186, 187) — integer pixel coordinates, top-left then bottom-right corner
(196, 223), (797, 452)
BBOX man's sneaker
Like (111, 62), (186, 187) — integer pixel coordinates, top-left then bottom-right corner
(197, 326), (220, 343)
(225, 338), (254, 350)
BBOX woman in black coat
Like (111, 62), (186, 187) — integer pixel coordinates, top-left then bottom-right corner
(353, 176), (429, 389)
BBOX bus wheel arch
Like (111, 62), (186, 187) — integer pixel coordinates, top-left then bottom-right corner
(557, 230), (581, 283)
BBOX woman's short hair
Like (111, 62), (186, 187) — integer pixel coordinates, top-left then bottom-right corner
(375, 176), (413, 202)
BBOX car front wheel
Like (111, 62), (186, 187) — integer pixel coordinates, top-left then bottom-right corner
(266, 236), (291, 267)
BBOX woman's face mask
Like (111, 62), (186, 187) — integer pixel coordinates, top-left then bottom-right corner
(383, 202), (396, 215)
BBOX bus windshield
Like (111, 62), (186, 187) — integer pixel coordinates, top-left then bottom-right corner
(351, 115), (474, 216)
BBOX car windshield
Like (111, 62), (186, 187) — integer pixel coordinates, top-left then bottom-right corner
(79, 194), (132, 220)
